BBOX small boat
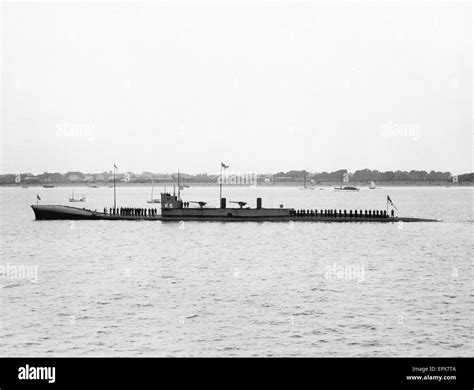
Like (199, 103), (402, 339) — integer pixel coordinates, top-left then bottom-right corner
(300, 173), (315, 190)
(90, 184), (99, 188)
(43, 184), (54, 188)
(334, 172), (359, 191)
(147, 180), (161, 203)
(22, 185), (29, 188)
(369, 181), (378, 189)
(69, 190), (86, 202)
(334, 186), (360, 192)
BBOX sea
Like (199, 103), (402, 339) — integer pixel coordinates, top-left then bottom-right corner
(0, 185), (472, 356)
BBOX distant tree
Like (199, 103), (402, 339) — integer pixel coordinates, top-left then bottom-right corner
(394, 171), (410, 180)
(382, 171), (396, 180)
(371, 170), (382, 180)
(458, 173), (474, 182)
(353, 169), (372, 181)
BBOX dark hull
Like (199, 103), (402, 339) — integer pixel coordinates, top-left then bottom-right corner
(31, 205), (438, 223)
(32, 205), (101, 220)
(163, 216), (436, 222)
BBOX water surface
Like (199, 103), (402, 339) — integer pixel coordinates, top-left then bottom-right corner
(0, 186), (472, 356)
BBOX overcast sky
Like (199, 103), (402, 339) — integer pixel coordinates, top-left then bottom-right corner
(1, 2), (472, 175)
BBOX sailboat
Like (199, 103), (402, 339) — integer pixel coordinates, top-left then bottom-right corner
(369, 181), (377, 189)
(69, 190), (86, 202)
(147, 179), (161, 203)
(334, 173), (360, 191)
(300, 173), (315, 190)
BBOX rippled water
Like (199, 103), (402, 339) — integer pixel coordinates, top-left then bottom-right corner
(0, 185), (472, 356)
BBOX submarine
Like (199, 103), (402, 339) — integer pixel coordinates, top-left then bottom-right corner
(31, 192), (438, 222)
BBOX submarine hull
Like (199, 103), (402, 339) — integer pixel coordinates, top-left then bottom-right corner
(32, 205), (101, 220)
(31, 205), (438, 223)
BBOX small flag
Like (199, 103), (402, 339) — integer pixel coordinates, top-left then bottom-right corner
(387, 195), (397, 210)
(114, 164), (118, 169)
(221, 162), (229, 169)
(37, 194), (41, 201)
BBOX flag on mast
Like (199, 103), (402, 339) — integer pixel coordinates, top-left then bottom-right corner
(36, 194), (41, 201)
(221, 162), (229, 169)
(387, 195), (397, 210)
(114, 164), (118, 169)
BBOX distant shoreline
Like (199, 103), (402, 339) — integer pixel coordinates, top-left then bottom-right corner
(2, 182), (472, 188)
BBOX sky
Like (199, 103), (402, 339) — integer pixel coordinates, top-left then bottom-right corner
(1, 2), (472, 175)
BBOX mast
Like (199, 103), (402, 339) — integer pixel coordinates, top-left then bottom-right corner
(151, 177), (154, 200)
(219, 162), (229, 203)
(113, 164), (117, 209)
(177, 169), (180, 200)
(219, 164), (222, 202)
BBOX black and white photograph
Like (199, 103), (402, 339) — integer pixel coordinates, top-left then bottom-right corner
(0, 0), (472, 386)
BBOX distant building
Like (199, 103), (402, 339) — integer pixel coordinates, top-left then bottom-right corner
(154, 174), (174, 182)
(273, 176), (296, 182)
(68, 174), (80, 182)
